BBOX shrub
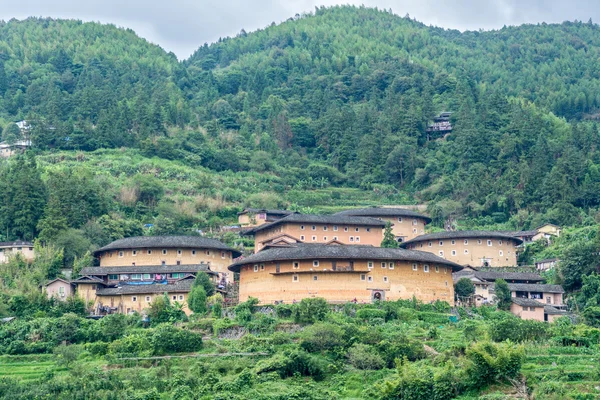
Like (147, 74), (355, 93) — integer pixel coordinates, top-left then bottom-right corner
(465, 341), (525, 388)
(417, 311), (451, 325)
(356, 308), (387, 322)
(235, 297), (259, 323)
(490, 316), (549, 342)
(347, 343), (385, 370)
(377, 337), (426, 367)
(275, 303), (293, 319)
(108, 333), (153, 357)
(85, 341), (109, 356)
(151, 324), (203, 354)
(300, 323), (345, 352)
(188, 286), (208, 315)
(255, 349), (326, 381)
(292, 298), (329, 324)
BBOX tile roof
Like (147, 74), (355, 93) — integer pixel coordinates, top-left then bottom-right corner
(544, 305), (568, 315)
(333, 207), (432, 223)
(243, 214), (387, 235)
(401, 230), (523, 246)
(511, 297), (545, 307)
(453, 270), (544, 282)
(229, 243), (463, 272)
(80, 264), (217, 276)
(0, 240), (33, 247)
(95, 279), (193, 296)
(94, 236), (241, 257)
(508, 283), (564, 293)
(238, 208), (296, 215)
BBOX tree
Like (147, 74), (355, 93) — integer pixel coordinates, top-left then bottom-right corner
(2, 123), (21, 144)
(193, 271), (215, 296)
(560, 238), (600, 291)
(380, 221), (399, 248)
(494, 279), (512, 311)
(187, 285), (207, 314)
(455, 278), (475, 300)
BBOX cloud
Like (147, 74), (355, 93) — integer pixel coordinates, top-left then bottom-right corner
(0, 0), (598, 59)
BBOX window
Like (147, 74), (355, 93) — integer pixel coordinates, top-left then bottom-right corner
(529, 307), (536, 312)
(412, 219), (418, 225)
(192, 250), (196, 256)
(367, 276), (373, 282)
(412, 263), (418, 271)
(499, 250), (504, 256)
(333, 225), (338, 231)
(312, 236), (317, 241)
(143, 274), (151, 280)
(464, 249), (469, 254)
(344, 227), (349, 232)
(424, 265), (430, 273)
(147, 250), (152, 255)
(465, 239), (469, 245)
(221, 252), (226, 258)
(59, 286), (65, 295)
(356, 236), (360, 242)
(435, 265), (439, 272)
(389, 262), (394, 270)
(323, 226), (328, 231)
(366, 228), (371, 232)
(381, 262), (386, 269)
(349, 236), (354, 242)
(487, 240), (492, 246)
(145, 296), (151, 302)
(360, 274), (366, 281)
(333, 236), (338, 240)
(451, 240), (455, 245)
(398, 217), (403, 222)
(444, 267), (448, 274)
(451, 250), (456, 256)
(300, 235), (305, 241)
(413, 228), (417, 233)
(206, 250), (211, 255)
(172, 295), (177, 301)
(293, 262), (299, 269)
(108, 274), (118, 280)
(445, 281), (448, 287)
(383, 276), (388, 282)
(300, 225), (305, 230)
(118, 251), (124, 258)
(439, 251), (444, 257)
(311, 225), (316, 231)
(132, 250), (137, 256)
(132, 296), (137, 302)
(499, 240), (503, 245)
(253, 265), (259, 272)
(177, 249), (182, 255)
(439, 241), (443, 246)
(313, 275), (318, 281)
(162, 249), (168, 255)
(293, 275), (299, 282)
(313, 260), (319, 267)
(368, 261), (374, 269)
(179, 295), (184, 301)
(260, 264), (265, 270)
(355, 227), (360, 232)
(323, 236), (327, 241)
(428, 242), (432, 247)
(131, 274), (141, 280)
(546, 297), (551, 304)
(29, 247), (33, 251)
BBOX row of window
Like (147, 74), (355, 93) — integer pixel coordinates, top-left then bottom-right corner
(300, 225), (372, 233)
(253, 262), (447, 273)
(396, 218), (421, 225)
(422, 239), (510, 248)
(131, 294), (185, 302)
(299, 235), (361, 242)
(0, 247), (33, 252)
(438, 249), (509, 257)
(290, 274), (449, 286)
(108, 273), (187, 280)
(113, 249), (227, 258)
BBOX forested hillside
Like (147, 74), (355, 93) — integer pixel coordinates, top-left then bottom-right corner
(1, 7), (600, 239)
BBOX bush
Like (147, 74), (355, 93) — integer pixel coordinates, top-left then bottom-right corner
(255, 349), (326, 381)
(151, 324), (203, 354)
(347, 344), (385, 370)
(292, 298), (329, 324)
(356, 308), (387, 322)
(108, 333), (153, 357)
(85, 341), (109, 356)
(465, 341), (525, 388)
(377, 337), (426, 367)
(490, 316), (549, 342)
(416, 311), (451, 325)
(300, 323), (345, 352)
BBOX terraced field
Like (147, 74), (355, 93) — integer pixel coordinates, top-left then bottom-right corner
(0, 356), (67, 382)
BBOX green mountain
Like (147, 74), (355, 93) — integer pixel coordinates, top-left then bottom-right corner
(1, 6), (600, 237)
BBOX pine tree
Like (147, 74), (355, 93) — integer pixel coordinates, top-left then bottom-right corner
(381, 222), (398, 248)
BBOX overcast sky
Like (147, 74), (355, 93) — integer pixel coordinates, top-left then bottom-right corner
(1, 1), (598, 59)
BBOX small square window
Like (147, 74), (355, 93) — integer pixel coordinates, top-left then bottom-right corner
(300, 225), (305, 230)
(179, 295), (184, 301)
(439, 251), (444, 256)
(206, 250), (211, 255)
(313, 260), (319, 267)
(451, 250), (457, 256)
(366, 228), (371, 232)
(147, 250), (152, 255)
(428, 242), (432, 247)
(368, 261), (373, 268)
(499, 251), (504, 256)
(313, 275), (318, 281)
(118, 251), (124, 257)
(451, 240), (455, 245)
(253, 265), (259, 272)
(323, 226), (328, 231)
(145, 296), (151, 302)
(311, 225), (316, 231)
(412, 219), (418, 225)
(344, 227), (349, 232)
(293, 275), (299, 282)
(132, 250), (137, 256)
(360, 274), (366, 281)
(439, 241), (443, 246)
(367, 276), (373, 282)
(383, 276), (388, 282)
(424, 265), (430, 273)
(300, 235), (305, 240)
(333, 226), (338, 231)
(221, 252), (226, 258)
(465, 239), (469, 245)
(323, 236), (328, 241)
(381, 262), (386, 268)
(260, 264), (265, 270)
(389, 262), (394, 270)
(398, 217), (403, 222)
(177, 249), (182, 255)
(333, 236), (338, 240)
(293, 262), (299, 269)
(413, 228), (417, 233)
(312, 236), (317, 241)
(132, 296), (137, 302)
(487, 240), (492, 246)
(349, 236), (354, 242)
(435, 265), (439, 272)
(172, 295), (177, 301)
(355, 227), (360, 232)
(412, 263), (418, 271)
(356, 236), (360, 242)
(192, 250), (196, 256)
(477, 239), (482, 245)
(464, 249), (469, 254)
(162, 249), (168, 255)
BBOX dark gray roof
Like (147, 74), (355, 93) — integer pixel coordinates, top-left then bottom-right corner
(510, 230), (538, 237)
(94, 236), (241, 257)
(453, 270), (544, 283)
(508, 283), (564, 293)
(401, 230), (523, 246)
(511, 297), (545, 307)
(238, 208), (295, 216)
(0, 240), (33, 247)
(81, 264), (217, 276)
(333, 207), (432, 223)
(536, 258), (558, 264)
(95, 279), (193, 296)
(544, 305), (568, 315)
(228, 243), (462, 273)
(71, 275), (106, 284)
(243, 214), (386, 235)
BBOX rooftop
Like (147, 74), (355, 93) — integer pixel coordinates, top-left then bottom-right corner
(80, 264), (216, 276)
(243, 214), (387, 235)
(0, 240), (33, 248)
(238, 208), (296, 216)
(511, 297), (545, 307)
(333, 207), (432, 223)
(94, 236), (241, 257)
(508, 283), (564, 294)
(544, 305), (568, 315)
(453, 270), (544, 283)
(401, 230), (523, 246)
(229, 243), (462, 273)
(95, 279), (193, 296)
